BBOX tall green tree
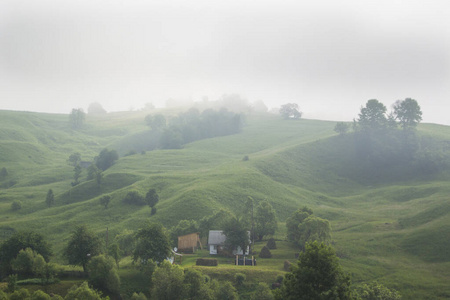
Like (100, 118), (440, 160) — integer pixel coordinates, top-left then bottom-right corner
(276, 241), (352, 300)
(151, 261), (186, 300)
(95, 148), (119, 171)
(393, 98), (422, 130)
(70, 108), (85, 129)
(72, 164), (82, 186)
(297, 216), (331, 247)
(133, 222), (171, 264)
(286, 207), (313, 244)
(68, 153), (81, 166)
(45, 189), (54, 207)
(254, 200), (277, 241)
(145, 188), (159, 208)
(358, 99), (387, 131)
(87, 255), (120, 295)
(222, 217), (249, 255)
(64, 225), (102, 273)
(280, 103), (302, 119)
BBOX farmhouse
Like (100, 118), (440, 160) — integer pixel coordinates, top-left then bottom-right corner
(208, 230), (250, 255)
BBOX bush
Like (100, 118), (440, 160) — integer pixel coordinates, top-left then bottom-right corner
(259, 246), (272, 258)
(235, 273), (246, 286)
(196, 258), (218, 266)
(31, 290), (51, 300)
(87, 255), (121, 295)
(266, 238), (277, 249)
(11, 200), (22, 211)
(283, 260), (292, 271)
(123, 191), (146, 206)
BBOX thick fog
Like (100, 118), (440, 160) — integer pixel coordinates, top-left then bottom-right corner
(0, 0), (449, 124)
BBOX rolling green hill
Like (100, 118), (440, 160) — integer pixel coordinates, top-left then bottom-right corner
(0, 109), (449, 299)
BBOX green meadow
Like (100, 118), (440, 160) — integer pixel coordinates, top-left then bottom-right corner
(0, 109), (449, 299)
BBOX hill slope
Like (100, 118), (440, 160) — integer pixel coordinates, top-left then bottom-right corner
(0, 110), (449, 298)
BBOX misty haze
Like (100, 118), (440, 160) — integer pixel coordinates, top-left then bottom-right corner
(0, 1), (449, 299)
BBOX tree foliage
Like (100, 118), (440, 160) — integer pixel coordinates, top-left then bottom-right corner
(280, 103), (302, 119)
(251, 283), (274, 300)
(170, 219), (199, 247)
(393, 98), (422, 130)
(88, 102), (107, 115)
(159, 108), (244, 149)
(133, 222), (171, 264)
(70, 108), (85, 129)
(0, 231), (52, 275)
(255, 200), (277, 241)
(286, 207), (313, 244)
(11, 200), (22, 211)
(99, 195), (111, 209)
(64, 225), (102, 273)
(357, 99), (387, 131)
(45, 189), (54, 207)
(123, 191), (146, 206)
(68, 153), (81, 166)
(114, 229), (135, 256)
(145, 114), (167, 131)
(65, 281), (108, 300)
(276, 241), (352, 300)
(334, 122), (350, 135)
(356, 281), (401, 300)
(11, 247), (45, 276)
(95, 148), (119, 171)
(145, 188), (159, 207)
(87, 255), (120, 295)
(199, 209), (234, 239)
(151, 261), (186, 300)
(222, 217), (249, 255)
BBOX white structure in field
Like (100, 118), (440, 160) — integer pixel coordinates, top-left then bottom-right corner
(207, 230), (250, 255)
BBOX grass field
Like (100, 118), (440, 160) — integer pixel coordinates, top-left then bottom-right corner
(1, 109), (449, 299)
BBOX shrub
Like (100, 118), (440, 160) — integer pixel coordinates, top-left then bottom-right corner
(242, 155), (249, 161)
(259, 246), (272, 258)
(30, 290), (51, 300)
(235, 273), (246, 286)
(196, 258), (218, 266)
(130, 292), (148, 300)
(283, 260), (291, 271)
(266, 238), (277, 249)
(11, 200), (22, 211)
(123, 191), (146, 206)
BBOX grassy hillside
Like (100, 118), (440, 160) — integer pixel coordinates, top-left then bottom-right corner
(0, 109), (449, 298)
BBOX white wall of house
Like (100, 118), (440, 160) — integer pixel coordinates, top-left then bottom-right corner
(209, 244), (218, 255)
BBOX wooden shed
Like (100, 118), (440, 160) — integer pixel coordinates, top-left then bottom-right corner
(177, 232), (202, 253)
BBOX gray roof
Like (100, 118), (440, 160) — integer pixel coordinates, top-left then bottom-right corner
(208, 230), (226, 245)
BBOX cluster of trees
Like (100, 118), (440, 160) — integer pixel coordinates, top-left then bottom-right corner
(69, 108), (85, 129)
(334, 98), (449, 176)
(122, 188), (159, 215)
(286, 207), (331, 249)
(170, 198), (278, 255)
(68, 148), (118, 187)
(279, 103), (302, 119)
(145, 107), (244, 149)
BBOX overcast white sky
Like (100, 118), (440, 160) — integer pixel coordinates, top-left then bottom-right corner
(1, 0), (449, 124)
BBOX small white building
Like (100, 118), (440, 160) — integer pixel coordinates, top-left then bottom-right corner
(207, 230), (250, 255)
